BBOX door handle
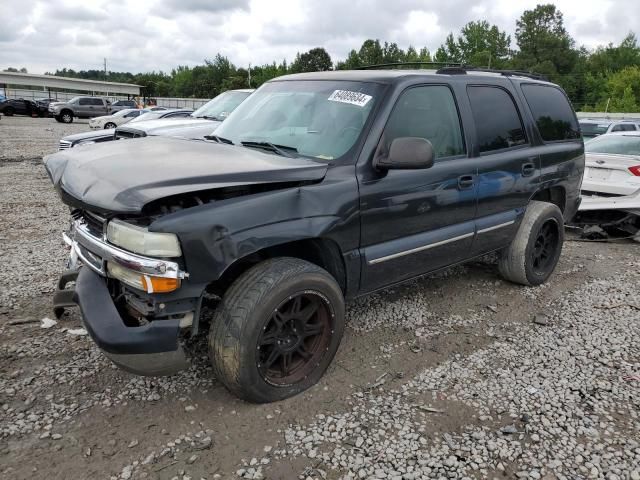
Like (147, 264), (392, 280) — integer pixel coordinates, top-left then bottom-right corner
(522, 163), (535, 177)
(458, 174), (475, 190)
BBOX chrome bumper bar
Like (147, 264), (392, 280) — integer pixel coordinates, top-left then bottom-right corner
(63, 219), (187, 280)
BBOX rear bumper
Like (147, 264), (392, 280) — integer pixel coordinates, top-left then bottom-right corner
(73, 267), (188, 376)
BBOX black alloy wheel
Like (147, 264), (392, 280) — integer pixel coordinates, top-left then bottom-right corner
(531, 219), (560, 276)
(257, 292), (332, 386)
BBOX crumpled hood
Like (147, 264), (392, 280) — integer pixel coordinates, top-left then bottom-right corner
(44, 136), (328, 214)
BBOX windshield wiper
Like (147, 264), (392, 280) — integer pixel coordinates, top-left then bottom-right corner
(240, 141), (298, 158)
(196, 115), (222, 121)
(204, 134), (234, 144)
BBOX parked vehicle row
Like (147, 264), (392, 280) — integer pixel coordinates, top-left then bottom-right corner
(57, 89), (253, 148)
(46, 69), (584, 403)
(0, 98), (48, 117)
(579, 118), (640, 139)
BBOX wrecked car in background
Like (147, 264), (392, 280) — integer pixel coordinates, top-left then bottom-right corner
(574, 131), (640, 239)
(45, 68), (583, 403)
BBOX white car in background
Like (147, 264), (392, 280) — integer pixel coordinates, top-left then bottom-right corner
(89, 108), (148, 129)
(579, 119), (640, 139)
(582, 132), (640, 196)
(576, 132), (640, 239)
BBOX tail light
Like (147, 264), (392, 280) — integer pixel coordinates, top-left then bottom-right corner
(628, 165), (640, 176)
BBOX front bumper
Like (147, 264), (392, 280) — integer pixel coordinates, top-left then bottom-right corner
(57, 218), (193, 376)
(74, 267), (188, 376)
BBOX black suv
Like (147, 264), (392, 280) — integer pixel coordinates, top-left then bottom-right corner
(46, 68), (584, 403)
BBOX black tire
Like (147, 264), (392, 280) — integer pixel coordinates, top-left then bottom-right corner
(209, 257), (345, 403)
(4, 107), (14, 116)
(60, 110), (73, 123)
(498, 200), (564, 286)
(104, 122), (116, 129)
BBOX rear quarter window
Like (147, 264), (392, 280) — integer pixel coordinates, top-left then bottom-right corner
(521, 84), (580, 142)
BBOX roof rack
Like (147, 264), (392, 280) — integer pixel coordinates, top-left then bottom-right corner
(435, 66), (548, 81)
(357, 61), (462, 70)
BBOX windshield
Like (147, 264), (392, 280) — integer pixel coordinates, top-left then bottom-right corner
(192, 90), (252, 120)
(586, 135), (640, 155)
(580, 122), (609, 138)
(68, 96), (82, 104)
(214, 81), (382, 160)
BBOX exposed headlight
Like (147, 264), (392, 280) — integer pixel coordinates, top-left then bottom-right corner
(107, 262), (180, 293)
(106, 219), (182, 257)
(77, 140), (96, 147)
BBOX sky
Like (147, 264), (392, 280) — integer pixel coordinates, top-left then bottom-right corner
(0, 0), (638, 75)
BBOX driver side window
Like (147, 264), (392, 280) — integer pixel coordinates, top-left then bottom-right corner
(382, 86), (465, 160)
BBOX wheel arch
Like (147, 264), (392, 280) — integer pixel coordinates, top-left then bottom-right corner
(531, 185), (566, 214)
(207, 237), (348, 297)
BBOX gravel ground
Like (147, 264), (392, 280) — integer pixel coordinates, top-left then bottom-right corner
(0, 116), (638, 479)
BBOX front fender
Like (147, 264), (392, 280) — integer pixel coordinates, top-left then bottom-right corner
(149, 169), (360, 284)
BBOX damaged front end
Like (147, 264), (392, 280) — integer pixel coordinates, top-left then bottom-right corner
(55, 210), (204, 376)
(572, 189), (640, 240)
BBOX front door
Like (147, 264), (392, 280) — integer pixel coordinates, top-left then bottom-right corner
(358, 84), (477, 292)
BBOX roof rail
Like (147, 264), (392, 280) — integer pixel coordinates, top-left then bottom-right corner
(357, 61), (462, 70)
(435, 66), (549, 81)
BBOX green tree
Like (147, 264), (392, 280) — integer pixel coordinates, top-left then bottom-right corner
(358, 39), (384, 66)
(290, 47), (333, 73)
(513, 4), (577, 74)
(335, 49), (362, 69)
(587, 33), (640, 75)
(436, 22), (511, 67)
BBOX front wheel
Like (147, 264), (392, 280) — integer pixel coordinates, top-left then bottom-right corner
(498, 200), (564, 286)
(4, 107), (14, 116)
(209, 257), (345, 403)
(60, 111), (73, 123)
(104, 122), (116, 129)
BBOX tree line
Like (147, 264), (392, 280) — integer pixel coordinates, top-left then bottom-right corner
(7, 4), (640, 112)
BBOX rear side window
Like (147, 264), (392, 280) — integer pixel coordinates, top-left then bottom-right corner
(612, 124), (637, 132)
(467, 86), (527, 153)
(91, 98), (104, 106)
(521, 84), (580, 141)
(382, 85), (465, 159)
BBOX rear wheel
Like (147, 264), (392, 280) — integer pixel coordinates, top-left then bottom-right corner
(209, 257), (345, 403)
(498, 201), (564, 286)
(4, 107), (14, 116)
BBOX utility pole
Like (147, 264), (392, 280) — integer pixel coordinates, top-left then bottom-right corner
(104, 58), (107, 80)
(248, 63), (251, 88)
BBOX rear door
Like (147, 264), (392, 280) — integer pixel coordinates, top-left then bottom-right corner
(466, 84), (536, 254)
(358, 84), (477, 292)
(77, 98), (92, 117)
(91, 98), (107, 116)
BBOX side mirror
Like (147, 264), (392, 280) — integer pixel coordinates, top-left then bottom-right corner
(375, 137), (435, 170)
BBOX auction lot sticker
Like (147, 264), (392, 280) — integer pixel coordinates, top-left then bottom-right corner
(328, 90), (373, 107)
